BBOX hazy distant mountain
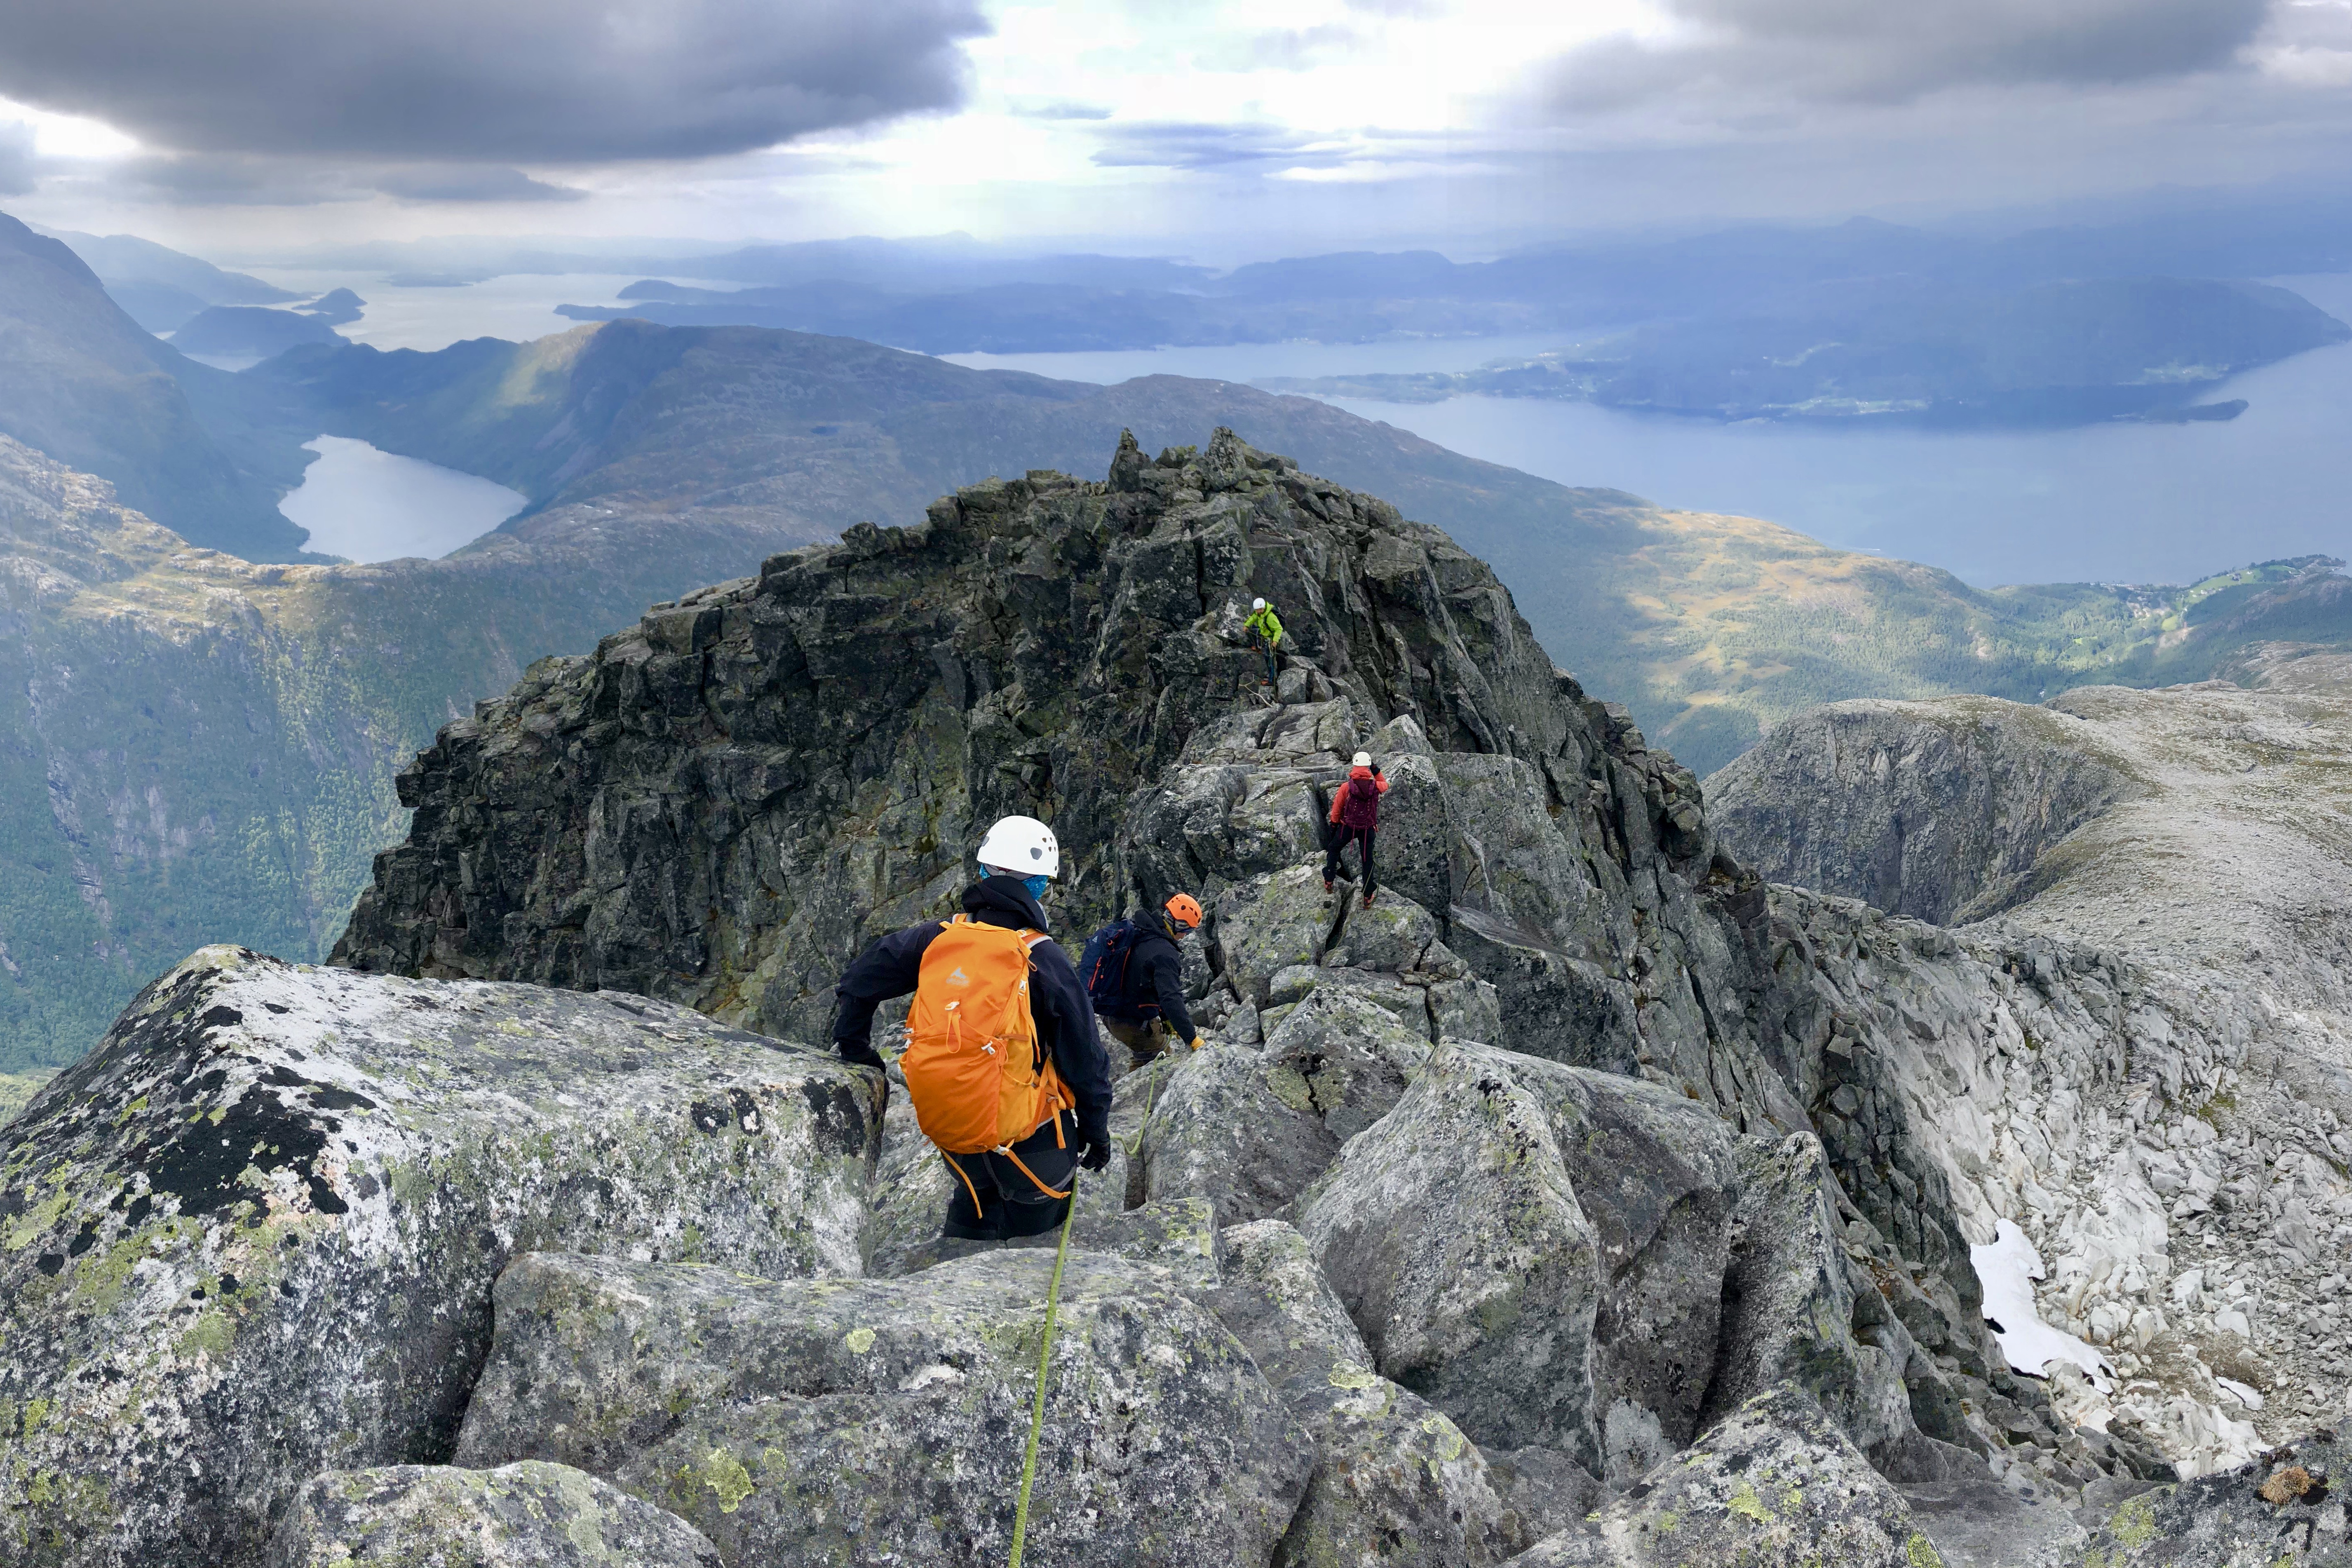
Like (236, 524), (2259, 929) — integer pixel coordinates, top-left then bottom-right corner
(1260, 276), (2351, 426)
(545, 215), (2352, 399)
(169, 304), (347, 362)
(37, 224), (299, 333)
(297, 287), (366, 325)
(0, 211), (309, 557)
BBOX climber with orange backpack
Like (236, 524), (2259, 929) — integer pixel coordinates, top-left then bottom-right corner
(831, 815), (1113, 1241)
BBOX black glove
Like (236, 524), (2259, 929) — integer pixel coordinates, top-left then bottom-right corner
(1077, 1111), (1113, 1171)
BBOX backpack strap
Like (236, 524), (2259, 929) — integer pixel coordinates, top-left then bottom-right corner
(999, 1142), (1072, 1202)
(940, 1150), (987, 1215)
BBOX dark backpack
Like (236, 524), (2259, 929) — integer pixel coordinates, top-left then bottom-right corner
(1079, 919), (1150, 1021)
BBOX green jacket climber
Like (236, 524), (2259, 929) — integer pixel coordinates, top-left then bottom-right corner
(1246, 598), (1284, 685)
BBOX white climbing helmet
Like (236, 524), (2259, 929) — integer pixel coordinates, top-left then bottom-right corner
(1352, 751), (1372, 767)
(976, 815), (1061, 878)
(1252, 597), (1267, 611)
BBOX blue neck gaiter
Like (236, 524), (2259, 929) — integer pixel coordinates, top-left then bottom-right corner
(1021, 874), (1052, 900)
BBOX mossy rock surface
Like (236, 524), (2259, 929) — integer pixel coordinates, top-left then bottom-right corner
(1505, 1383), (1932, 1568)
(265, 1460), (723, 1567)
(0, 946), (881, 1568)
(454, 1246), (1312, 1568)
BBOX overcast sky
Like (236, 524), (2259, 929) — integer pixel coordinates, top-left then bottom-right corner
(2, 0), (2350, 259)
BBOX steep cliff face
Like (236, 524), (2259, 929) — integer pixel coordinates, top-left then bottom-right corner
(333, 429), (2131, 1503)
(333, 428), (1739, 1080)
(1716, 668), (2352, 1473)
(1708, 697), (2148, 924)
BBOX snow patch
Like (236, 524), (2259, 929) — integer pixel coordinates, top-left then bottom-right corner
(2216, 1376), (2265, 1410)
(1971, 1218), (2115, 1390)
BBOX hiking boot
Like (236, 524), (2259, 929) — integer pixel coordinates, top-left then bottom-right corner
(1361, 890), (1376, 908)
(1323, 878), (1335, 894)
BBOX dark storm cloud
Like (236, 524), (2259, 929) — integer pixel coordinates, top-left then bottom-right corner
(0, 0), (991, 164)
(93, 153), (582, 206)
(0, 122), (35, 197)
(1552, 0), (2274, 110)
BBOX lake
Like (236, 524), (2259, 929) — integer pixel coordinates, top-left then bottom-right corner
(244, 268), (2352, 587)
(277, 436), (526, 563)
(236, 269), (746, 352)
(949, 274), (2352, 589)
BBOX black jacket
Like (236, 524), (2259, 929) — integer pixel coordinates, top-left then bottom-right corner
(1124, 925), (1199, 1042)
(831, 876), (1113, 1141)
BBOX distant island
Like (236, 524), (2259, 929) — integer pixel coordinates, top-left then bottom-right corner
(1256, 277), (2347, 428)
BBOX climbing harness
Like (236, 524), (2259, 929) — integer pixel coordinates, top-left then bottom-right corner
(1007, 1170), (1078, 1568)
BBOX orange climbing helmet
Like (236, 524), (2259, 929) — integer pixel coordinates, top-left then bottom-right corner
(1163, 893), (1204, 930)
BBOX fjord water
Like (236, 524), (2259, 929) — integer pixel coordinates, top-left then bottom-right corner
(277, 436), (526, 562)
(953, 273), (2352, 589)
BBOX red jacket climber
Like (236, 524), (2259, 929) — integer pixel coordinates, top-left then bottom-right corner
(1324, 751), (1388, 908)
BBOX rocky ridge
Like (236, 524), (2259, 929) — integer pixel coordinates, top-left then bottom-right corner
(1715, 672), (2352, 1480)
(6, 430), (2333, 1565)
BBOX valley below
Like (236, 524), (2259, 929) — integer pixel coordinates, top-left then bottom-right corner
(9, 203), (2352, 1568)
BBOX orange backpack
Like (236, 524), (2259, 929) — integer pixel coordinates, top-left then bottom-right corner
(902, 916), (1072, 1167)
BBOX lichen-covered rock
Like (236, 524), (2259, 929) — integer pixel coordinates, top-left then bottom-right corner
(1139, 982), (1444, 1226)
(1704, 1131), (1976, 1481)
(455, 1248), (1310, 1568)
(1207, 1218), (1372, 1371)
(1506, 1385), (1937, 1568)
(1200, 1221), (1522, 1568)
(1484, 1448), (1610, 1552)
(0, 948), (880, 1568)
(2068, 1429), (2351, 1565)
(1221, 866), (1345, 1005)
(1140, 1045), (1339, 1224)
(1275, 1371), (1517, 1568)
(1327, 891), (1439, 973)
(1294, 1040), (1956, 1487)
(265, 1461), (723, 1568)
(1261, 987), (1434, 1141)
(1292, 1039), (1608, 1465)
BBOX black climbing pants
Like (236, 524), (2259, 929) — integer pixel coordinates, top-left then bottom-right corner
(1324, 825), (1376, 898)
(1254, 634), (1279, 685)
(939, 1108), (1079, 1240)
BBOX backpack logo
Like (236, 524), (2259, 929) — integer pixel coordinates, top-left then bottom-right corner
(946, 966), (969, 986)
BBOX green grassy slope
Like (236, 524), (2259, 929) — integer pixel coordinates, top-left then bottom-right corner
(0, 434), (841, 1072)
(0, 213), (306, 558)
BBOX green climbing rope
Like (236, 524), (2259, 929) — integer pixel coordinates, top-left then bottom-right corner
(1127, 1056), (1161, 1158)
(1007, 1171), (1078, 1568)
